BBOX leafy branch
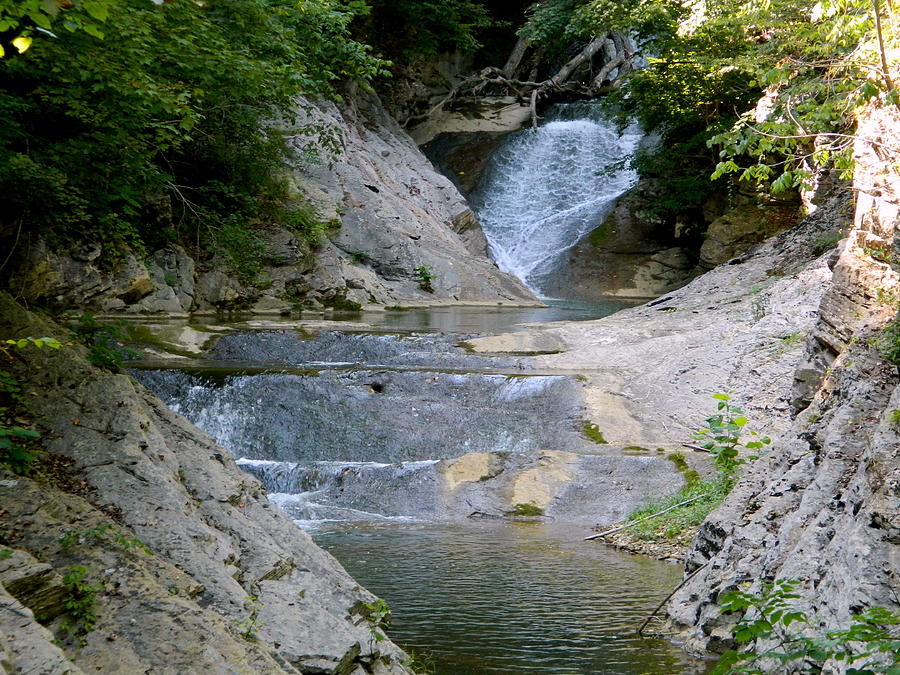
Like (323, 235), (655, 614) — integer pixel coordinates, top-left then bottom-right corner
(713, 580), (900, 674)
(694, 393), (770, 486)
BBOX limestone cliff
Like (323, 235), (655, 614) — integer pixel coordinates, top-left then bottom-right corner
(664, 103), (900, 659)
(5, 91), (535, 315)
(0, 293), (411, 674)
(456, 107), (897, 662)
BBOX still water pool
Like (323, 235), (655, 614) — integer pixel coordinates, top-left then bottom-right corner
(314, 520), (709, 675)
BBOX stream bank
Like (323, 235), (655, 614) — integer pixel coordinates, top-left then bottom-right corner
(0, 293), (413, 675)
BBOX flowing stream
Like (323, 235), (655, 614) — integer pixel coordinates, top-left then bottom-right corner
(131, 105), (697, 675)
(132, 315), (708, 674)
(472, 103), (641, 296)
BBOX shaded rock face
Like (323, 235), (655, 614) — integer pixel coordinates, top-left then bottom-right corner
(549, 178), (803, 300)
(422, 130), (509, 197)
(0, 294), (411, 675)
(698, 199), (801, 270)
(5, 90), (535, 314)
(545, 180), (698, 300)
(664, 103), (900, 660)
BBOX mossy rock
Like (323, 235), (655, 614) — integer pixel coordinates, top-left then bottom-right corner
(582, 422), (607, 444)
(511, 503), (544, 517)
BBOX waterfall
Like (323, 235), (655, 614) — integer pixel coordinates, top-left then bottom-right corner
(472, 103), (641, 296)
(133, 365), (585, 464)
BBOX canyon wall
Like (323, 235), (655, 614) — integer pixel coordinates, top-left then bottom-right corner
(665, 103), (900, 660)
(6, 91), (535, 315)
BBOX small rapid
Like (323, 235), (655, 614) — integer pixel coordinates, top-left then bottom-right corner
(130, 320), (706, 674)
(472, 103), (641, 295)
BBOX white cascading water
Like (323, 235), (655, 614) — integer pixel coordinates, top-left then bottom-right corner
(472, 103), (642, 296)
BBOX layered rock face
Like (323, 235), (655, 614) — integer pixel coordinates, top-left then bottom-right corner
(665, 104), (900, 657)
(0, 293), (411, 674)
(5, 91), (535, 315)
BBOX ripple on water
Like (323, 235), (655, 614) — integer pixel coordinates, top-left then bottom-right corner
(314, 520), (710, 675)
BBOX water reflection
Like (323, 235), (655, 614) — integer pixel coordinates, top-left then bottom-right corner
(344, 298), (639, 333)
(314, 520), (710, 675)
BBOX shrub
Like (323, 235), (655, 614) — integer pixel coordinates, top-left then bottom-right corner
(713, 580), (900, 674)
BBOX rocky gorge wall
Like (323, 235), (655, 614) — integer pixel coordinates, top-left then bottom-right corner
(5, 90), (535, 316)
(663, 104), (900, 659)
(0, 293), (412, 674)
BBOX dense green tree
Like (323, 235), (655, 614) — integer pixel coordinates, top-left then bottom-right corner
(361, 0), (492, 58)
(519, 0), (894, 208)
(0, 0), (387, 263)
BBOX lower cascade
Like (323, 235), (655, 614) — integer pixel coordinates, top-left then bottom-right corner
(133, 325), (707, 674)
(472, 103), (642, 296)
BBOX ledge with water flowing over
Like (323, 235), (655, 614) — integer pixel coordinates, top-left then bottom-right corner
(124, 318), (710, 674)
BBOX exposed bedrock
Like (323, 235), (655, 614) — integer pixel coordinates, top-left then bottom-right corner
(238, 448), (697, 528)
(5, 90), (536, 315)
(662, 103), (900, 661)
(0, 293), (412, 674)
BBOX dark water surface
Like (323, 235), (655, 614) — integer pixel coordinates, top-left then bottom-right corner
(338, 298), (640, 333)
(314, 520), (709, 675)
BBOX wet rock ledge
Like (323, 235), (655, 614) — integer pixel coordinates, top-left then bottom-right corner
(0, 292), (411, 674)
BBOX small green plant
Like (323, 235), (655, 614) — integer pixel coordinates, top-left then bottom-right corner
(215, 220), (266, 286)
(0, 421), (40, 475)
(626, 478), (730, 541)
(0, 547), (12, 560)
(619, 395), (769, 543)
(875, 287), (899, 307)
(60, 565), (100, 646)
(235, 595), (265, 641)
(889, 409), (900, 428)
(414, 265), (437, 293)
(511, 502), (544, 517)
(1, 336), (62, 474)
(713, 580), (900, 674)
(0, 336), (62, 359)
(695, 393), (770, 486)
(810, 231), (844, 256)
(582, 422), (607, 444)
(864, 245), (893, 265)
(59, 523), (152, 555)
(403, 647), (437, 674)
(877, 307), (900, 367)
(363, 598), (391, 644)
(69, 312), (133, 373)
(347, 250), (372, 265)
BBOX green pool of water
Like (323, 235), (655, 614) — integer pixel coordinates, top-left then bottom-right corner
(314, 520), (710, 675)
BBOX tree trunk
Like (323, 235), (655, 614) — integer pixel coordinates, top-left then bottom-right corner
(547, 35), (607, 89)
(502, 37), (531, 79)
